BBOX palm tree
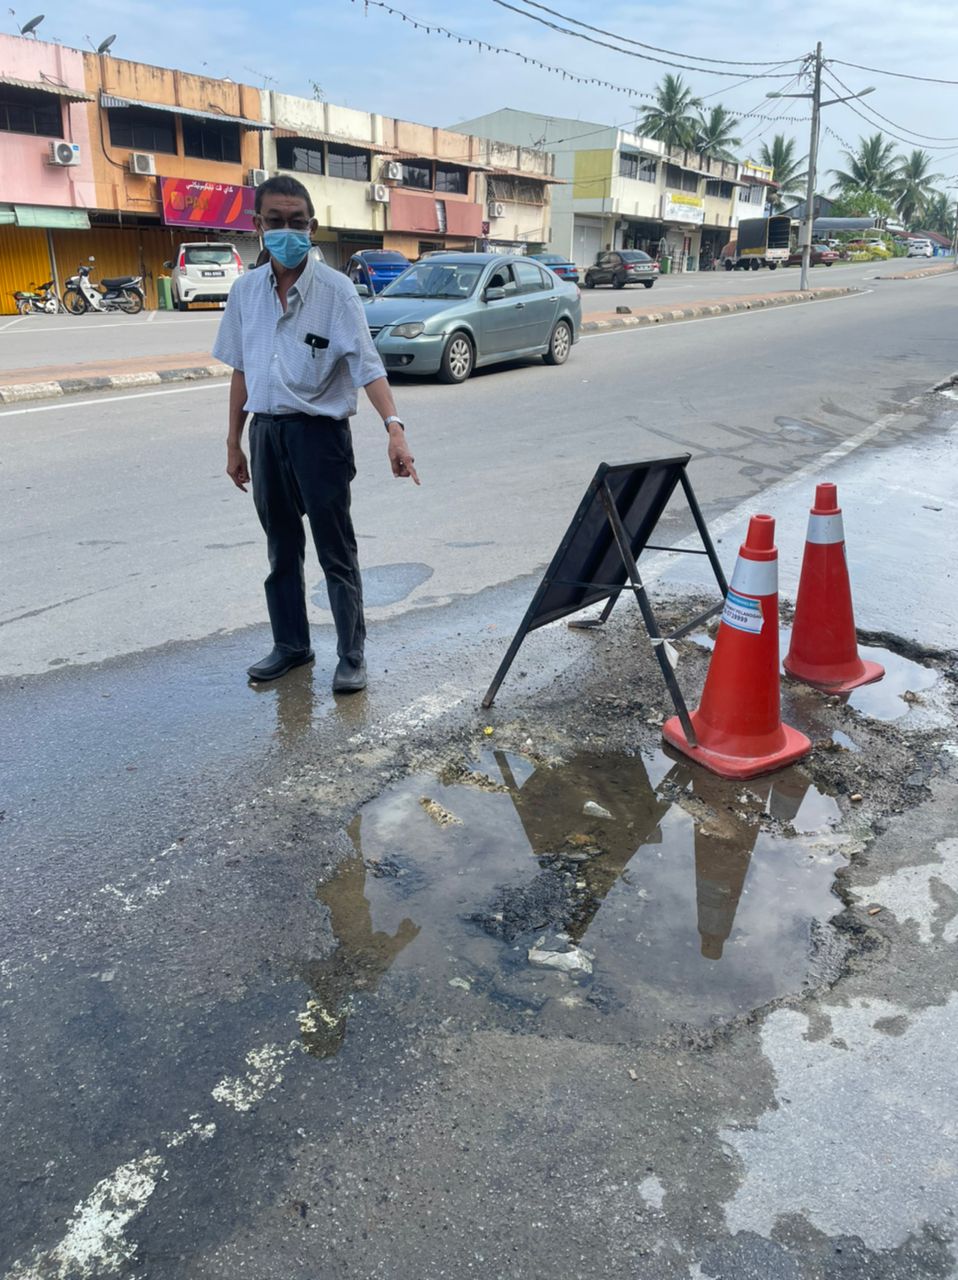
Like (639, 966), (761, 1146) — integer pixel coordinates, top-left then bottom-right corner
(758, 134), (807, 210)
(635, 74), (703, 150)
(830, 133), (900, 200)
(894, 150), (943, 228)
(693, 105), (741, 161)
(923, 190), (956, 240)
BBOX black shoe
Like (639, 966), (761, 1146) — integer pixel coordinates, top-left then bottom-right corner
(332, 656), (367, 694)
(247, 647), (314, 682)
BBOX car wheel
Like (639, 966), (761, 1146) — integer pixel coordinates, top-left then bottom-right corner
(437, 331), (474, 384)
(825, 260), (833, 267)
(768, 263), (778, 271)
(584, 274), (596, 288)
(724, 259), (734, 271)
(642, 280), (655, 289)
(542, 319), (572, 366)
(612, 276), (626, 289)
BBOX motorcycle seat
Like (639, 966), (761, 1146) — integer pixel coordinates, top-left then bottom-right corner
(101, 276), (138, 289)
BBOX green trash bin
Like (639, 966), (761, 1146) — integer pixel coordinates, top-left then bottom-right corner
(156, 276), (172, 311)
(660, 256), (672, 275)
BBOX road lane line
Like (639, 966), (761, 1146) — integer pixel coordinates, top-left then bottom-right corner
(0, 316), (219, 336)
(0, 381), (226, 417)
(0, 317), (26, 331)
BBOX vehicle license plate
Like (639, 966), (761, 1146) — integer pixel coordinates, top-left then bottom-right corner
(202, 270), (225, 277)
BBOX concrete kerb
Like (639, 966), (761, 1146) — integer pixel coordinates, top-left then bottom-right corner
(579, 285), (861, 335)
(874, 262), (956, 281)
(0, 363), (229, 404)
(0, 290), (866, 402)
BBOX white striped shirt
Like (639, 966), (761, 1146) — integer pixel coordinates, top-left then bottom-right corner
(212, 253), (386, 419)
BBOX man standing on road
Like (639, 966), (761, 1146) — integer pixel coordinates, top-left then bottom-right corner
(213, 176), (419, 692)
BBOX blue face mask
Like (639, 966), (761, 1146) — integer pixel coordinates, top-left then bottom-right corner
(263, 229), (311, 269)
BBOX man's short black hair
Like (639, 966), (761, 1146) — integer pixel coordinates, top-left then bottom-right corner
(254, 175), (315, 218)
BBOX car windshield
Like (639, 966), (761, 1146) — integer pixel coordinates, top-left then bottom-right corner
(362, 252), (408, 264)
(382, 262), (483, 299)
(619, 251), (651, 262)
(184, 247), (234, 265)
(536, 255), (564, 263)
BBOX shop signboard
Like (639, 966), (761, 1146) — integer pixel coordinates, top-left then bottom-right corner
(160, 178), (256, 232)
(661, 192), (705, 225)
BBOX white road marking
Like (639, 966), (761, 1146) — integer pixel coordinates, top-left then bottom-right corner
(0, 316), (218, 336)
(212, 1042), (300, 1112)
(0, 316), (26, 332)
(0, 381), (226, 417)
(145, 309), (158, 323)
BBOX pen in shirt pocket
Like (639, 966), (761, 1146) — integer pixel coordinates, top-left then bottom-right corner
(304, 333), (330, 358)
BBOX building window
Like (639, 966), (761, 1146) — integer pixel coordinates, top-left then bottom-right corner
(0, 85), (63, 138)
(436, 163), (468, 194)
(738, 183), (764, 205)
(619, 152), (639, 180)
(666, 163), (699, 194)
(705, 180), (734, 199)
(639, 157), (657, 183)
(107, 105), (176, 153)
(327, 145), (370, 180)
(435, 200), (447, 233)
(401, 160), (433, 190)
(182, 118), (241, 163)
(276, 137), (324, 174)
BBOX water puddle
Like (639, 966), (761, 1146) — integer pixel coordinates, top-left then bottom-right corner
(302, 750), (847, 1055)
(688, 632), (939, 723)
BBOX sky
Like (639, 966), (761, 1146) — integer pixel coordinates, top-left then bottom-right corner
(14, 0), (958, 194)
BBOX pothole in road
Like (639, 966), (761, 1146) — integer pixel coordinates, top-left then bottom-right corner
(301, 749), (849, 1058)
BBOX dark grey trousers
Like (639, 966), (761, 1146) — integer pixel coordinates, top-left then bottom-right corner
(249, 413), (365, 665)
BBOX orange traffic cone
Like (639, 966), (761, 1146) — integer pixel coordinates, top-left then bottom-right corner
(663, 514), (811, 780)
(784, 483), (884, 692)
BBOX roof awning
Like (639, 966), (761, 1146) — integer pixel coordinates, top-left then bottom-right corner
(274, 126), (400, 154)
(741, 174), (779, 188)
(487, 167), (563, 184)
(15, 204), (91, 230)
(101, 93), (270, 131)
(0, 74), (93, 103)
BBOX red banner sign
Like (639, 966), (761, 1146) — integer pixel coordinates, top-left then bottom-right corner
(160, 177), (256, 232)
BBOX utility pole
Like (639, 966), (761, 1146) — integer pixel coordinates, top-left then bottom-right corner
(768, 51), (874, 292)
(800, 43), (823, 292)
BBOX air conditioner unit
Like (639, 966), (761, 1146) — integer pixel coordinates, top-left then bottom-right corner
(384, 160), (403, 181)
(129, 152), (156, 176)
(488, 201), (505, 219)
(48, 141), (80, 167)
(369, 182), (390, 204)
(249, 167), (268, 187)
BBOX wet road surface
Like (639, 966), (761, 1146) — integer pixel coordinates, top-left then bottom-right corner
(2, 271), (958, 1277)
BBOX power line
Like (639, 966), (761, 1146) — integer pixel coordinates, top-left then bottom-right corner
(352, 0), (659, 98)
(823, 65), (958, 144)
(821, 71), (958, 151)
(504, 0), (802, 68)
(830, 58), (958, 87)
(489, 0), (804, 79)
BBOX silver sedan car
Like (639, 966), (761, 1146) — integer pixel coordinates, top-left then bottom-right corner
(357, 253), (581, 384)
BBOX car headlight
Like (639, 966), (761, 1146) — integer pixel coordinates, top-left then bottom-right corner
(392, 322), (426, 339)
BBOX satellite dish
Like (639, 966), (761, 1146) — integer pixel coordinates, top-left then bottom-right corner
(96, 33), (115, 53)
(19, 12), (44, 34)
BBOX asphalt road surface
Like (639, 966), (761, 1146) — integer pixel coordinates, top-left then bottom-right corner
(1, 269), (956, 1280)
(0, 257), (943, 373)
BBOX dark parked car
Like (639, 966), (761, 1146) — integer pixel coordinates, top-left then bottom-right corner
(785, 244), (839, 267)
(583, 250), (658, 289)
(531, 252), (580, 284)
(346, 250), (411, 294)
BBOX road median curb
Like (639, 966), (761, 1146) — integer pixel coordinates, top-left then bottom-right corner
(0, 362), (228, 405)
(874, 263), (956, 281)
(581, 286), (861, 334)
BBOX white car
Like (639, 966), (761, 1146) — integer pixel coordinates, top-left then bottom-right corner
(907, 239), (934, 258)
(165, 242), (244, 311)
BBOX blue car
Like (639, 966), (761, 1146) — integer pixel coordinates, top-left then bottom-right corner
(346, 249), (411, 294)
(531, 252), (580, 284)
(358, 253), (581, 384)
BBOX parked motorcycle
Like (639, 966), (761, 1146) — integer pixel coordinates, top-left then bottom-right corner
(62, 258), (144, 315)
(12, 281), (65, 315)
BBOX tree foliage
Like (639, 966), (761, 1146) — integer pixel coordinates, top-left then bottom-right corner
(636, 74), (703, 149)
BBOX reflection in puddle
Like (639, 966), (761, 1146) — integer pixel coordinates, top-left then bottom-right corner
(845, 645), (938, 721)
(302, 750), (847, 1056)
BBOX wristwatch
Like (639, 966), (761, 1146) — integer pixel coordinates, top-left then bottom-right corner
(384, 415), (405, 431)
